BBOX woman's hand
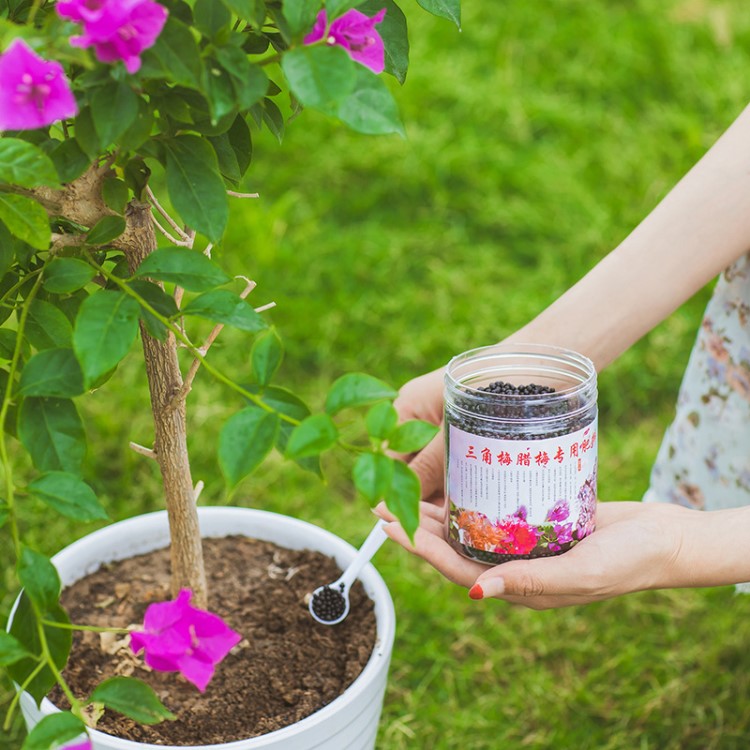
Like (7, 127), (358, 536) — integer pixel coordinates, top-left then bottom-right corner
(375, 500), (696, 609)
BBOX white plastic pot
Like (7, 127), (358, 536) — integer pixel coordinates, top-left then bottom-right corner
(16, 507), (396, 750)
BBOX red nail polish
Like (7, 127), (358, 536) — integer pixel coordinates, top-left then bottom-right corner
(468, 583), (483, 600)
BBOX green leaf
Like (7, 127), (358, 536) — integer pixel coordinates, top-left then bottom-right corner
(215, 48), (269, 110)
(128, 280), (179, 341)
(416, 0), (460, 27)
(285, 413), (339, 459)
(102, 178), (131, 213)
(281, 45), (357, 110)
(18, 349), (84, 398)
(387, 419), (440, 453)
(251, 329), (283, 386)
(353, 451), (394, 503)
(86, 215), (127, 245)
(90, 676), (177, 725)
(8, 594), (72, 704)
(183, 289), (268, 331)
(337, 66), (404, 136)
(221, 0), (265, 25)
(261, 98), (285, 143)
(325, 372), (397, 415)
(43, 258), (96, 294)
(18, 397), (86, 474)
(164, 135), (229, 242)
(0, 631), (32, 666)
(205, 58), (237, 123)
(49, 138), (90, 183)
(73, 106), (102, 160)
(0, 193), (50, 250)
(91, 82), (139, 147)
(0, 138), (58, 188)
(26, 299), (73, 350)
(73, 290), (140, 387)
(118, 98), (155, 152)
(134, 246), (231, 291)
(139, 17), (205, 89)
(325, 0), (362, 16)
(29, 471), (107, 522)
(21, 712), (86, 750)
(194, 0), (232, 37)
(0, 329), (16, 359)
(365, 400), (398, 440)
(385, 459), (420, 539)
(18, 547), (60, 612)
(282, 0), (320, 35)
(358, 0), (409, 83)
(219, 407), (279, 485)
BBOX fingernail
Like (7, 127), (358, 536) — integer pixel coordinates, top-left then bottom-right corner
(468, 583), (484, 600)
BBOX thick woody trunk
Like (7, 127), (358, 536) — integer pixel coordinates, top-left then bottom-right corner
(122, 201), (207, 608)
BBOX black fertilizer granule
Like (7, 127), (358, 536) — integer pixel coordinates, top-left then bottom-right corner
(311, 583), (346, 622)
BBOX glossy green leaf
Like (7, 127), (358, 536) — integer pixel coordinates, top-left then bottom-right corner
(134, 246), (231, 291)
(73, 290), (140, 386)
(73, 106), (102, 160)
(221, 0), (265, 25)
(337, 66), (404, 136)
(128, 280), (179, 341)
(8, 594), (71, 704)
(219, 407), (279, 485)
(26, 299), (73, 350)
(325, 0), (362, 16)
(261, 98), (285, 143)
(165, 135), (229, 242)
(139, 17), (205, 88)
(18, 397), (86, 474)
(282, 0), (319, 35)
(281, 45), (356, 110)
(183, 289), (268, 331)
(18, 348), (84, 398)
(325, 372), (397, 415)
(251, 329), (283, 386)
(21, 712), (86, 750)
(102, 177), (130, 213)
(49, 138), (90, 183)
(18, 547), (60, 612)
(416, 0), (460, 27)
(194, 0), (232, 37)
(0, 631), (32, 666)
(353, 451), (394, 503)
(285, 413), (339, 459)
(359, 0), (409, 83)
(387, 419), (440, 453)
(43, 258), (96, 294)
(0, 138), (58, 188)
(215, 48), (268, 110)
(91, 81), (139, 146)
(0, 193), (50, 250)
(87, 215), (127, 245)
(91, 676), (177, 725)
(29, 471), (107, 522)
(385, 459), (420, 539)
(365, 400), (398, 440)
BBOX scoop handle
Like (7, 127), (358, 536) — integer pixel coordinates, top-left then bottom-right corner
(340, 519), (388, 589)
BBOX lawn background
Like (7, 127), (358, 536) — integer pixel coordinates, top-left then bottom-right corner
(4, 0), (750, 748)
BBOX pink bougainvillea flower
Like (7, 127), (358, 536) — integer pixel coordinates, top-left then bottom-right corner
(546, 499), (570, 523)
(57, 0), (168, 74)
(304, 8), (386, 74)
(0, 39), (77, 131)
(130, 589), (241, 692)
(63, 741), (92, 750)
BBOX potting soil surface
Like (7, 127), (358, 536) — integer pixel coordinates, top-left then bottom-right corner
(51, 535), (377, 744)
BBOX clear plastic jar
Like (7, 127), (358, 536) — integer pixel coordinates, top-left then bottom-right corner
(444, 343), (598, 565)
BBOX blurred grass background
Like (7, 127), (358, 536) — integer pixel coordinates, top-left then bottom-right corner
(5, 0), (750, 747)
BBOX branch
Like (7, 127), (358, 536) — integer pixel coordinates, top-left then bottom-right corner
(227, 191), (259, 199)
(152, 214), (191, 247)
(129, 442), (157, 461)
(146, 186), (190, 242)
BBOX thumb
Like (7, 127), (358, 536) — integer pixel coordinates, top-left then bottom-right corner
(407, 429), (445, 500)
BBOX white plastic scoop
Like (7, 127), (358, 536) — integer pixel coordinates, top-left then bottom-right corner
(308, 519), (388, 626)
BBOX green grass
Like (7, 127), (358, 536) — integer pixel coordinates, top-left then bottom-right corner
(4, 0), (750, 747)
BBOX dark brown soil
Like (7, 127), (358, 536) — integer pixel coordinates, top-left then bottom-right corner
(50, 535), (377, 745)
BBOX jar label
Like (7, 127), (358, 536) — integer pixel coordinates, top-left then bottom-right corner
(446, 419), (597, 556)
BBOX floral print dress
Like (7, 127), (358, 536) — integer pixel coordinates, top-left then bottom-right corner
(644, 252), (750, 524)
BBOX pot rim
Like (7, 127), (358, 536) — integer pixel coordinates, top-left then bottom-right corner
(12, 506), (396, 750)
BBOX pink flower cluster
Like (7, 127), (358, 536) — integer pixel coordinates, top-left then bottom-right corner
(130, 588), (242, 692)
(57, 0), (168, 74)
(0, 0), (167, 131)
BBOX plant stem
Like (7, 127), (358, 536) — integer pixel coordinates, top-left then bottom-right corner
(3, 660), (45, 731)
(36, 620), (83, 720)
(41, 620), (131, 634)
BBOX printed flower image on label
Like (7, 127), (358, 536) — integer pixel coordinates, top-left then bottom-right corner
(446, 419), (597, 562)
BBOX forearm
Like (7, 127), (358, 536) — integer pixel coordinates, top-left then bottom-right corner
(505, 103), (750, 370)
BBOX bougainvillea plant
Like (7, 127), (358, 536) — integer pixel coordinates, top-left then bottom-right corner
(0, 0), (461, 746)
